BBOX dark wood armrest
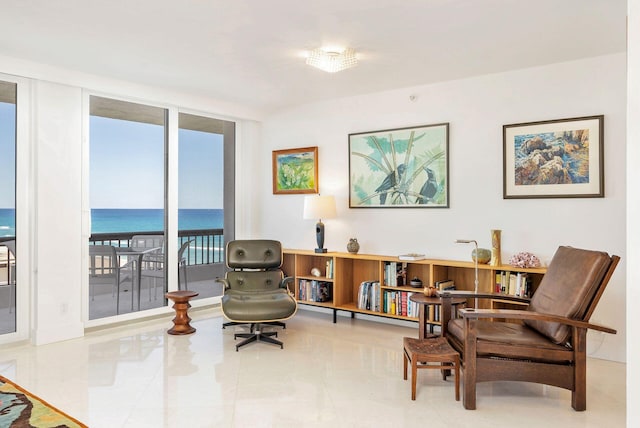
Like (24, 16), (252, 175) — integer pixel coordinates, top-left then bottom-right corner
(438, 290), (530, 304)
(458, 308), (616, 334)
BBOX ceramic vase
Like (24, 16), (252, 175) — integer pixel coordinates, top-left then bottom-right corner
(490, 229), (501, 266)
(347, 238), (360, 254)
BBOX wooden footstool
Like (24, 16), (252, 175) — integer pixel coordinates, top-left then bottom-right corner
(403, 336), (460, 401)
(165, 290), (199, 335)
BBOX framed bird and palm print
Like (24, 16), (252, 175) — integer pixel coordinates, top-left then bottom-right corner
(349, 123), (449, 208)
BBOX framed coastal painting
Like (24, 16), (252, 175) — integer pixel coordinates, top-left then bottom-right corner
(349, 123), (449, 208)
(503, 115), (604, 199)
(272, 146), (318, 194)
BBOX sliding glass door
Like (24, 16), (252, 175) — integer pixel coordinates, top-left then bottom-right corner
(88, 96), (167, 319)
(0, 80), (16, 334)
(177, 113), (234, 299)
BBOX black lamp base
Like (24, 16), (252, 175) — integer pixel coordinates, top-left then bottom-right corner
(314, 220), (327, 254)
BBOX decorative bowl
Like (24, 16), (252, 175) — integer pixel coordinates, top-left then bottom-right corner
(471, 248), (491, 264)
(409, 277), (423, 288)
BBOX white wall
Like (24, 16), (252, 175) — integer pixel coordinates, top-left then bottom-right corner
(257, 53), (627, 362)
(31, 81), (85, 344)
(627, 0), (639, 425)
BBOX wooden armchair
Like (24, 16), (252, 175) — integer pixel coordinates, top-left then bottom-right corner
(440, 246), (619, 411)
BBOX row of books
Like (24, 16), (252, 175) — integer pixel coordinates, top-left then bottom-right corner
(382, 290), (420, 317)
(324, 259), (334, 279)
(357, 281), (381, 311)
(495, 271), (532, 297)
(356, 282), (420, 317)
(383, 261), (407, 286)
(298, 279), (333, 302)
(434, 279), (456, 291)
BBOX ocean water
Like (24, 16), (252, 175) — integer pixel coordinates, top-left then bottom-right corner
(0, 208), (223, 237)
(0, 208), (14, 237)
(91, 208), (223, 233)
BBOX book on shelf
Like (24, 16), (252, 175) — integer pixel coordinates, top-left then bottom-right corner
(435, 279), (455, 291)
(325, 258), (334, 278)
(298, 279), (333, 302)
(357, 281), (380, 311)
(381, 290), (419, 317)
(500, 271), (509, 293)
(515, 272), (530, 297)
(384, 262), (407, 287)
(495, 271), (532, 298)
(384, 261), (407, 286)
(508, 272), (518, 295)
(398, 253), (426, 261)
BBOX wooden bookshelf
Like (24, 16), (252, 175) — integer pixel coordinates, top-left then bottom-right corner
(283, 249), (547, 324)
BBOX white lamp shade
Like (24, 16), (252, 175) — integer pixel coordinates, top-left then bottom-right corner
(303, 195), (336, 220)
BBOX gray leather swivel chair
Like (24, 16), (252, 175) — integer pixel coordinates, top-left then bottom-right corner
(217, 240), (297, 351)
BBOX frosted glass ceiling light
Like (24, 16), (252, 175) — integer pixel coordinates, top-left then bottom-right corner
(306, 47), (358, 73)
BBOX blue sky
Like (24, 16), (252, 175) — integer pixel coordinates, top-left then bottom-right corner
(0, 102), (16, 209)
(1, 104), (224, 210)
(90, 116), (223, 209)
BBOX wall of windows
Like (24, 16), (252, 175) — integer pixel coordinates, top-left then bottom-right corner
(0, 80), (16, 334)
(88, 97), (235, 320)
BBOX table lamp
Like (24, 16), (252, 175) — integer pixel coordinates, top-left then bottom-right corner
(303, 195), (336, 253)
(455, 239), (479, 307)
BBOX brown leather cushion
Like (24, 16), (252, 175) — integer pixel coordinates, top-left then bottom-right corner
(524, 246), (611, 344)
(447, 319), (570, 362)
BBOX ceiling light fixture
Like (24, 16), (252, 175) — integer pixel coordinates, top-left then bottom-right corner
(306, 47), (358, 73)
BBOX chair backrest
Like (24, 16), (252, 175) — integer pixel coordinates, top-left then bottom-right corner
(89, 244), (116, 276)
(225, 270), (285, 292)
(223, 240), (284, 292)
(131, 235), (164, 251)
(225, 240), (282, 270)
(178, 239), (193, 262)
(524, 246), (618, 344)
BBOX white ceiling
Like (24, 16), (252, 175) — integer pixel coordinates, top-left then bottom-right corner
(0, 0), (627, 116)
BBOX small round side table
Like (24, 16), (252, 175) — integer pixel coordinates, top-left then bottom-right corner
(165, 290), (199, 335)
(408, 294), (467, 338)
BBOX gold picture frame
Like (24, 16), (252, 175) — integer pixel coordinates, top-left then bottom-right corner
(272, 146), (319, 194)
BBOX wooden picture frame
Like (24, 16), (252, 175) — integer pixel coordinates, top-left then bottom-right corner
(349, 123), (449, 208)
(272, 146), (319, 194)
(503, 115), (604, 199)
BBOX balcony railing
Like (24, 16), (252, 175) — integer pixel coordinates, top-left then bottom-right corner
(89, 229), (224, 266)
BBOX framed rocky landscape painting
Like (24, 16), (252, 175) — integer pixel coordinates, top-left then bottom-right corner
(503, 115), (604, 199)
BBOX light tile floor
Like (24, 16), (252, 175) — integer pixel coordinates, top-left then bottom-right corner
(0, 308), (626, 428)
